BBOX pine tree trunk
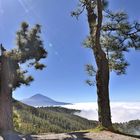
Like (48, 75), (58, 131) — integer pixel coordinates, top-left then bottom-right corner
(0, 56), (13, 132)
(0, 89), (13, 132)
(85, 0), (112, 128)
(96, 53), (112, 128)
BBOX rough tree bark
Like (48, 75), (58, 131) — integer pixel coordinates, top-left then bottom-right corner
(0, 49), (18, 132)
(0, 56), (13, 132)
(86, 0), (112, 128)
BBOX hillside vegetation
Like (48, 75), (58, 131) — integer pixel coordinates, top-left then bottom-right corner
(13, 100), (140, 137)
(13, 100), (98, 134)
(114, 120), (140, 136)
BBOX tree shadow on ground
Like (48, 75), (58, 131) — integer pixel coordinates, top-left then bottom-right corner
(65, 132), (92, 140)
(2, 132), (22, 140)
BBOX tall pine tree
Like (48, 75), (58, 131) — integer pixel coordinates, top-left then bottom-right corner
(0, 22), (47, 132)
(72, 0), (140, 129)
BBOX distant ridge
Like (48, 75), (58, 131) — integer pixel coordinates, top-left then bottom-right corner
(21, 94), (70, 107)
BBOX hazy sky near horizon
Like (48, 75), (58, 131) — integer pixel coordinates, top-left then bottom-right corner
(0, 0), (140, 102)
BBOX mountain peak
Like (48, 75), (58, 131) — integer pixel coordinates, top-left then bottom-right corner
(31, 94), (49, 98)
(33, 93), (43, 96)
(21, 94), (70, 107)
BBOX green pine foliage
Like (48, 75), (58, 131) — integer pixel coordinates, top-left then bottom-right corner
(13, 100), (98, 134)
(72, 0), (140, 85)
(13, 110), (22, 131)
(0, 22), (47, 91)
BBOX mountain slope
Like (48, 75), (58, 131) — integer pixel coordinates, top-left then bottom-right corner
(13, 100), (140, 136)
(13, 100), (98, 134)
(21, 94), (70, 107)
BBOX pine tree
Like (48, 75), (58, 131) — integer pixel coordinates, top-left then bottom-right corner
(72, 0), (140, 129)
(0, 22), (47, 132)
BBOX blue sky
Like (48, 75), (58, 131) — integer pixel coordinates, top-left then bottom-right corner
(0, 0), (140, 103)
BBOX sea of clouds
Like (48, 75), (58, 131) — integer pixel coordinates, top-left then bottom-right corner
(62, 102), (140, 123)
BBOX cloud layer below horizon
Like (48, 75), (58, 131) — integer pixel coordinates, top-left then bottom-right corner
(62, 102), (140, 123)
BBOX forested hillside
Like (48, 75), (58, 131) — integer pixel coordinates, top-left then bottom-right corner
(114, 120), (140, 136)
(13, 100), (140, 136)
(13, 100), (98, 134)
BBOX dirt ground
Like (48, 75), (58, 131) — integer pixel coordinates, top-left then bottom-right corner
(30, 131), (140, 140)
(1, 131), (140, 140)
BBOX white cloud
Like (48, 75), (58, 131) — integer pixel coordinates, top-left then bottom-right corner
(62, 102), (140, 123)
